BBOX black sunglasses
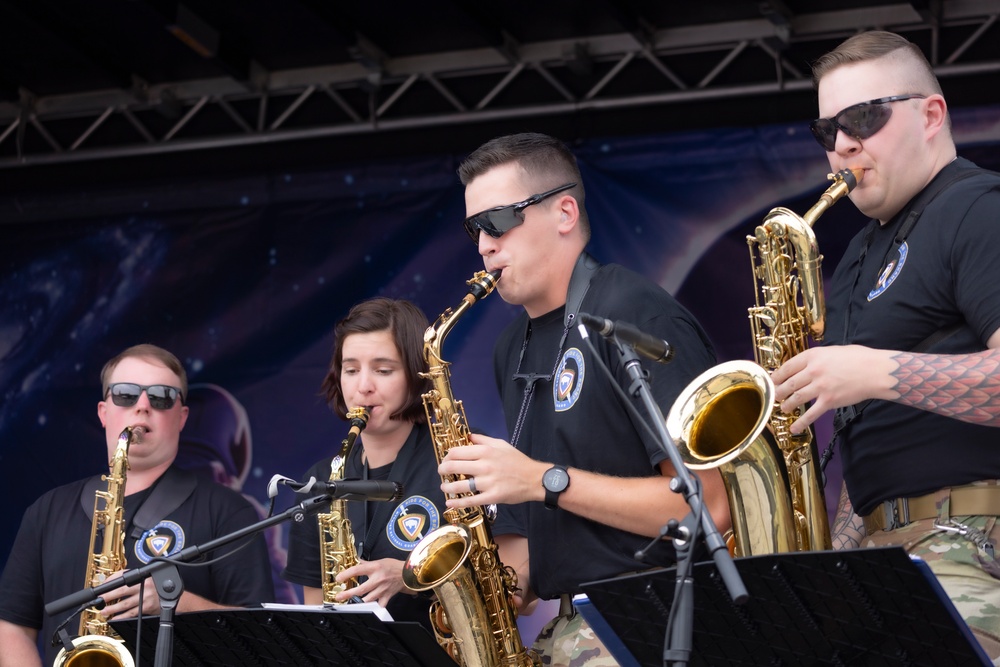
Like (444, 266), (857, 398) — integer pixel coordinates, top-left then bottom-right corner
(107, 383), (183, 410)
(809, 94), (927, 152)
(463, 182), (577, 243)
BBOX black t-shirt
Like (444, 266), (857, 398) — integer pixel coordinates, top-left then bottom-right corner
(0, 466), (275, 666)
(825, 158), (1000, 515)
(283, 423), (447, 627)
(494, 261), (717, 599)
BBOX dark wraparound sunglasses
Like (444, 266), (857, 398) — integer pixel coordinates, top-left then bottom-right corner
(463, 182), (577, 243)
(107, 383), (183, 410)
(809, 94), (927, 152)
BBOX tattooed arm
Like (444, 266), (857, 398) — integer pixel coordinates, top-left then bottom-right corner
(770, 328), (1000, 433)
(889, 342), (1000, 425)
(831, 481), (864, 550)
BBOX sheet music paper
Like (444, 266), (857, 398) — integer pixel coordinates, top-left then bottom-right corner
(262, 601), (394, 622)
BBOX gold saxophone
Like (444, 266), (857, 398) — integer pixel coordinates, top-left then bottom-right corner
(402, 270), (539, 667)
(667, 168), (863, 556)
(54, 426), (145, 667)
(318, 406), (370, 604)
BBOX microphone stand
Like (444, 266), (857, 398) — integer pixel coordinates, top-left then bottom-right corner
(609, 339), (748, 667)
(45, 495), (332, 667)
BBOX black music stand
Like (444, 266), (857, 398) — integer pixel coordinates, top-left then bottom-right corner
(111, 607), (454, 667)
(579, 546), (992, 667)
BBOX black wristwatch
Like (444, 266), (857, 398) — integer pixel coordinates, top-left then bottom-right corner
(542, 465), (570, 510)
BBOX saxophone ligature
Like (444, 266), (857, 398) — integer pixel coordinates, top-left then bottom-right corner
(402, 269), (539, 667)
(54, 425), (146, 667)
(318, 406), (370, 604)
(667, 168), (863, 557)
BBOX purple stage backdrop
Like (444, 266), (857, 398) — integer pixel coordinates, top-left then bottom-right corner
(2, 106), (999, 619)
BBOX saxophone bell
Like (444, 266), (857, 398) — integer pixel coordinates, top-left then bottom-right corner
(54, 636), (136, 667)
(53, 635), (135, 667)
(667, 360), (797, 555)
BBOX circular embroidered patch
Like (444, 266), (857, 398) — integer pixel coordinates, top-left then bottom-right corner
(387, 496), (441, 551)
(554, 347), (585, 412)
(868, 241), (908, 301)
(134, 520), (185, 563)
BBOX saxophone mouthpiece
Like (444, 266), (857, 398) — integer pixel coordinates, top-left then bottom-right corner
(347, 406), (371, 428)
(467, 269), (502, 302)
(118, 425), (145, 446)
(831, 167), (865, 192)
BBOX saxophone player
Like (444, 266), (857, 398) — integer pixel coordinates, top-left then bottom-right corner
(439, 133), (729, 665)
(283, 298), (465, 629)
(771, 31), (1000, 660)
(0, 344), (274, 667)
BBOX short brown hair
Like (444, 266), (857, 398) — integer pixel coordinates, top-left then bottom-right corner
(101, 344), (188, 403)
(321, 298), (430, 423)
(458, 132), (590, 241)
(811, 30), (942, 96)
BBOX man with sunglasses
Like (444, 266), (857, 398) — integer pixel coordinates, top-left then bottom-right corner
(438, 132), (728, 665)
(770, 31), (1000, 659)
(0, 344), (274, 667)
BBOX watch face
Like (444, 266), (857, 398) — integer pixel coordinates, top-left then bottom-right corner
(544, 466), (569, 493)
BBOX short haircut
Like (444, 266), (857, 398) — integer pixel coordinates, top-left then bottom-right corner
(321, 297), (430, 424)
(100, 344), (188, 403)
(811, 30), (942, 96)
(458, 132), (590, 240)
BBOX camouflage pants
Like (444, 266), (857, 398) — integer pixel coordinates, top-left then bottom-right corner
(532, 601), (620, 667)
(862, 485), (1000, 663)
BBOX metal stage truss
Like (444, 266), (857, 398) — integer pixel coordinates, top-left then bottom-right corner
(1, 1), (999, 168)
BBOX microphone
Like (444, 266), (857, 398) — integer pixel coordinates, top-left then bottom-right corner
(578, 312), (675, 364)
(274, 475), (404, 501)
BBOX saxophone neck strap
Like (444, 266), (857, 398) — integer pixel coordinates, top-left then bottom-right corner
(857, 160), (983, 267)
(564, 251), (601, 329)
(78, 466), (199, 539)
(509, 251), (600, 448)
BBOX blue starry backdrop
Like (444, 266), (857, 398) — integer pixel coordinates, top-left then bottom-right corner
(2, 106), (999, 606)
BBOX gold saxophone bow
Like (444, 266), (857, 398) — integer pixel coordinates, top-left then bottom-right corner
(402, 270), (539, 667)
(667, 168), (863, 556)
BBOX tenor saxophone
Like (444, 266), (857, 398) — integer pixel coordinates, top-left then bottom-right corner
(402, 270), (539, 667)
(318, 406), (370, 604)
(54, 426), (145, 667)
(668, 168), (863, 556)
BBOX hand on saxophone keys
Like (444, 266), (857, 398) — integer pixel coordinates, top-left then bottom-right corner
(771, 344), (902, 433)
(93, 571), (161, 620)
(331, 557), (411, 607)
(437, 433), (536, 508)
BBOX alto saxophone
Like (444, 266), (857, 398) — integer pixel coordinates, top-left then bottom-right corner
(668, 168), (863, 556)
(402, 270), (539, 667)
(54, 426), (145, 667)
(318, 406), (370, 604)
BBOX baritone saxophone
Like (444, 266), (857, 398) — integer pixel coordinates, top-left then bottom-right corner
(668, 168), (863, 556)
(54, 426), (145, 667)
(402, 269), (539, 667)
(318, 406), (370, 604)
